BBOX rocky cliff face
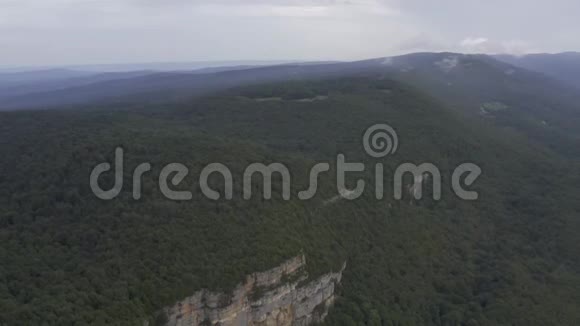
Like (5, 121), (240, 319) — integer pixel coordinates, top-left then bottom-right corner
(161, 255), (345, 326)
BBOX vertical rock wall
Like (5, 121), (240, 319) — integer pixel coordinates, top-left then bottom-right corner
(161, 255), (345, 326)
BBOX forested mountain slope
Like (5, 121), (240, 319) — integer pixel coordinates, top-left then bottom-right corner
(377, 53), (580, 159)
(495, 52), (580, 88)
(2, 53), (579, 161)
(1, 76), (579, 325)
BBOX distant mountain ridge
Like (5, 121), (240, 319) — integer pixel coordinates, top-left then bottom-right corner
(1, 53), (579, 160)
(495, 52), (580, 88)
(2, 52), (580, 326)
(0, 60), (297, 73)
(0, 69), (96, 86)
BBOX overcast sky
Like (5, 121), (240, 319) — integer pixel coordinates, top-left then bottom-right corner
(0, 0), (578, 66)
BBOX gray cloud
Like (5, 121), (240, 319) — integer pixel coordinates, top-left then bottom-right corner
(0, 0), (577, 66)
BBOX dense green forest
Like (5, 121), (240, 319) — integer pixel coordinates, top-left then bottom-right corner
(1, 77), (579, 325)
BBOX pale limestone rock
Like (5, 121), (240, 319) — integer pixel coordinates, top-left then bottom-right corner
(162, 255), (345, 326)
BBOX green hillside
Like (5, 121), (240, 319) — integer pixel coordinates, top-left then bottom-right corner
(1, 76), (579, 325)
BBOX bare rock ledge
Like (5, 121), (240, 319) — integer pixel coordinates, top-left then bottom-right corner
(159, 255), (346, 326)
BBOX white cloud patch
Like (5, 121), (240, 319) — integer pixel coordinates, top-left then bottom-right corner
(0, 0), (400, 29)
(395, 34), (447, 53)
(434, 56), (459, 73)
(381, 57), (394, 65)
(190, 4), (330, 17)
(459, 37), (535, 55)
(186, 0), (400, 18)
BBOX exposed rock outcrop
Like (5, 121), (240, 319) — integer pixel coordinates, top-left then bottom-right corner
(161, 255), (345, 326)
